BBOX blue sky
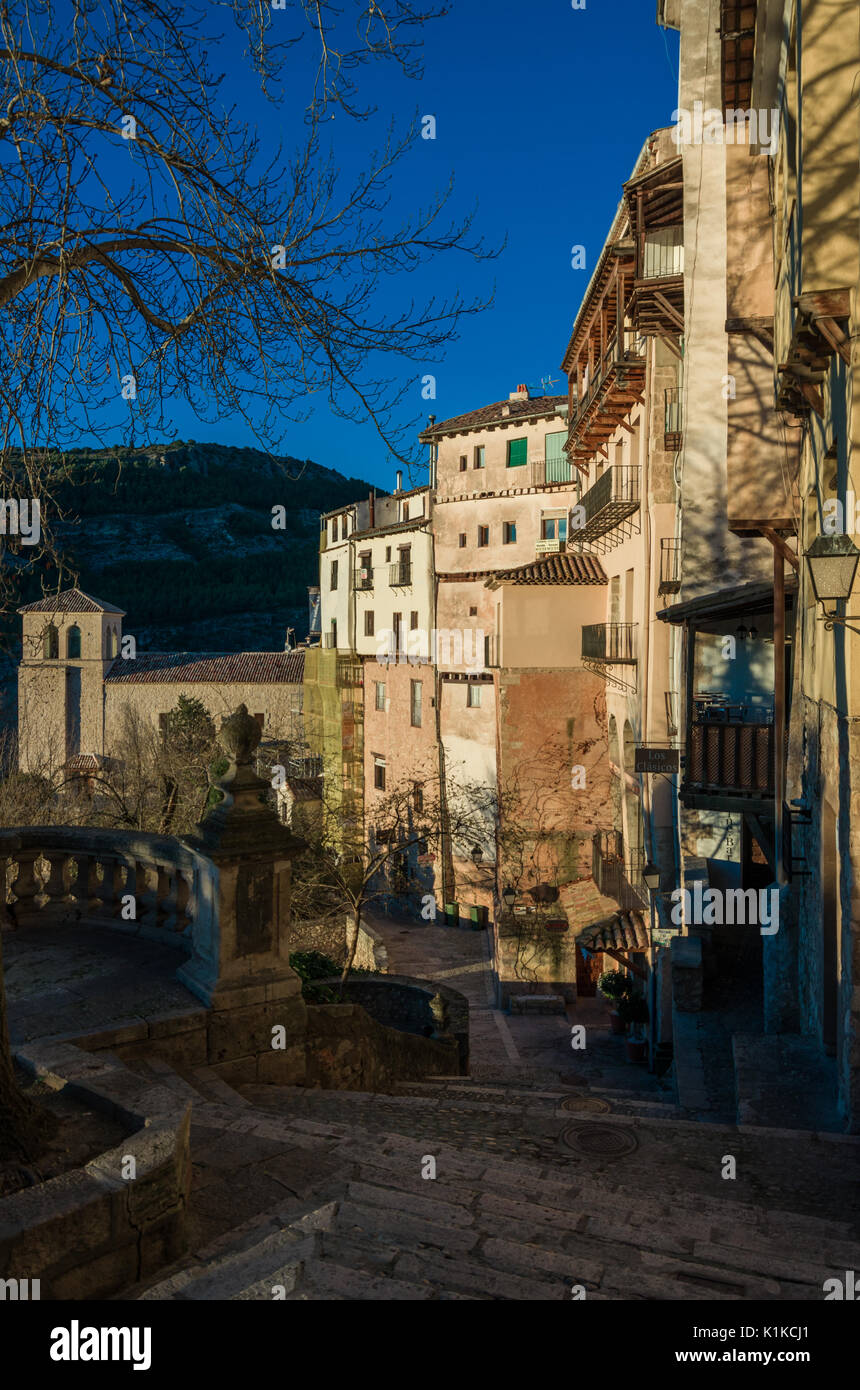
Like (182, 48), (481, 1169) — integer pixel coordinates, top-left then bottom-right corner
(149, 2), (679, 490)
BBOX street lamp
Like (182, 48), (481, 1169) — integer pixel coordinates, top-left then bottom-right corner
(470, 845), (483, 866)
(642, 860), (660, 892)
(805, 533), (860, 633)
(501, 885), (516, 911)
(643, 858), (660, 1074)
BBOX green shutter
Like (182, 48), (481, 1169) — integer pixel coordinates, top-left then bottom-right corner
(507, 437), (527, 467)
(545, 430), (570, 482)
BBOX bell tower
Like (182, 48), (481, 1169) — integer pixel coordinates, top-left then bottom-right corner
(17, 588), (125, 775)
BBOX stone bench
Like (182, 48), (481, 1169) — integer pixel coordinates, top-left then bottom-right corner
(509, 994), (566, 1016)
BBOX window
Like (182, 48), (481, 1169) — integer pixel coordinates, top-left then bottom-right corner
(364, 610), (375, 637)
(469, 606), (478, 617)
(507, 437), (527, 468)
(67, 625), (81, 658)
(374, 756), (386, 791)
(43, 624), (59, 659)
(541, 516), (567, 542)
(375, 681), (386, 711)
(358, 552), (372, 588)
(478, 526), (489, 547)
(330, 559), (338, 589)
(402, 502), (409, 521)
(331, 619), (338, 648)
(458, 533), (467, 548)
(503, 521), (517, 544)
(410, 611), (419, 630)
(413, 782), (424, 813)
(459, 455), (468, 471)
(410, 679), (422, 727)
(385, 546), (391, 562)
(474, 446), (485, 469)
(467, 683), (482, 708)
(545, 430), (570, 482)
(393, 612), (403, 654)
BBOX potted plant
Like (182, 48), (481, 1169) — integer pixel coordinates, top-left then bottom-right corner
(597, 969), (632, 1034)
(617, 992), (650, 1063)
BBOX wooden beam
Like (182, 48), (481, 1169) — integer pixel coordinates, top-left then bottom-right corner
(653, 291), (685, 332)
(761, 526), (800, 573)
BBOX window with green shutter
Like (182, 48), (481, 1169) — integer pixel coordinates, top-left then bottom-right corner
(545, 430), (570, 482)
(507, 437), (527, 468)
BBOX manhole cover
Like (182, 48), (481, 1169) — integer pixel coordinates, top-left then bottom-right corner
(560, 1096), (611, 1115)
(560, 1124), (639, 1158)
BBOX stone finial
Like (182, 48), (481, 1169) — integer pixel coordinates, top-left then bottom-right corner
(429, 991), (451, 1037)
(218, 703), (262, 768)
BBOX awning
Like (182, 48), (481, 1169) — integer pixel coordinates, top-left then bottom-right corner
(576, 908), (649, 954)
(657, 576), (796, 626)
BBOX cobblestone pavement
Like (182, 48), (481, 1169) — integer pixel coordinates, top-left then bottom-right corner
(116, 911), (860, 1299)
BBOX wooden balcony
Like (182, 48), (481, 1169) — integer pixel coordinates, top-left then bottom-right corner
(566, 334), (646, 470)
(624, 157), (684, 341)
(683, 714), (775, 812)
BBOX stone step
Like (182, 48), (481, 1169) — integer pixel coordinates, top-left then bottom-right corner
(296, 1259), (435, 1301)
(184, 1065), (251, 1107)
(138, 1203), (339, 1301)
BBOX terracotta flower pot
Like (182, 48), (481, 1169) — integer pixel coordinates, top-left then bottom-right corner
(626, 1037), (648, 1064)
(609, 1010), (626, 1035)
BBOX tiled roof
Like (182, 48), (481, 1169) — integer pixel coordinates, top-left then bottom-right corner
(106, 650), (305, 684)
(576, 909), (649, 953)
(18, 587), (125, 615)
(65, 754), (111, 772)
(438, 554), (605, 587)
(419, 396), (567, 439)
(492, 553), (607, 586)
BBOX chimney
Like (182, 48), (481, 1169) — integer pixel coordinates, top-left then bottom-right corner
(508, 383), (530, 402)
(395, 469), (403, 494)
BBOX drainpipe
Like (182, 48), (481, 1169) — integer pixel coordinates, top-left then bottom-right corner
(773, 543), (786, 884)
(763, 527), (799, 885)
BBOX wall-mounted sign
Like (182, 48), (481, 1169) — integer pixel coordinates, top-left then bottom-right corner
(634, 746), (680, 774)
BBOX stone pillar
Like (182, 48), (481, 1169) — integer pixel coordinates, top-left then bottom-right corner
(177, 706), (308, 1079)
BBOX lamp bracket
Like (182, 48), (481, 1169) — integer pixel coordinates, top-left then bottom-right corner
(819, 611), (860, 637)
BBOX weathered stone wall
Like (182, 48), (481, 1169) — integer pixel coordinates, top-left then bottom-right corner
(304, 1003), (459, 1089)
(2, 1043), (191, 1300)
(318, 973), (468, 1073)
(289, 915), (388, 972)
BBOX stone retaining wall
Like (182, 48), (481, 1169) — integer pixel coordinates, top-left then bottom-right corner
(321, 974), (469, 1074)
(2, 1043), (191, 1300)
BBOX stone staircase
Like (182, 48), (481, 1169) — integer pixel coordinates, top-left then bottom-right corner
(122, 1059), (859, 1301)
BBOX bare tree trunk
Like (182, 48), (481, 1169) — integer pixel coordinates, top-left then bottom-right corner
(0, 928), (56, 1163)
(339, 904), (363, 996)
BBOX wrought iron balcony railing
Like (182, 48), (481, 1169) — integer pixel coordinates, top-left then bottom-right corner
(389, 562), (412, 587)
(572, 465), (640, 551)
(592, 831), (648, 911)
(664, 386), (682, 451)
(354, 567), (373, 591)
(582, 623), (637, 664)
(659, 537), (681, 594)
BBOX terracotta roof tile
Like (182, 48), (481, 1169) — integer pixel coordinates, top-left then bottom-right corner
(18, 587), (125, 615)
(419, 395), (567, 439)
(494, 552), (607, 586)
(438, 554), (605, 586)
(106, 650), (305, 684)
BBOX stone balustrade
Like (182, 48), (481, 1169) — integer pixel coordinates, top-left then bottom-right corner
(0, 826), (213, 949)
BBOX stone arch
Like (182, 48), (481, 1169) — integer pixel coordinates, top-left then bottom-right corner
(67, 624), (82, 659)
(43, 623), (59, 659)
